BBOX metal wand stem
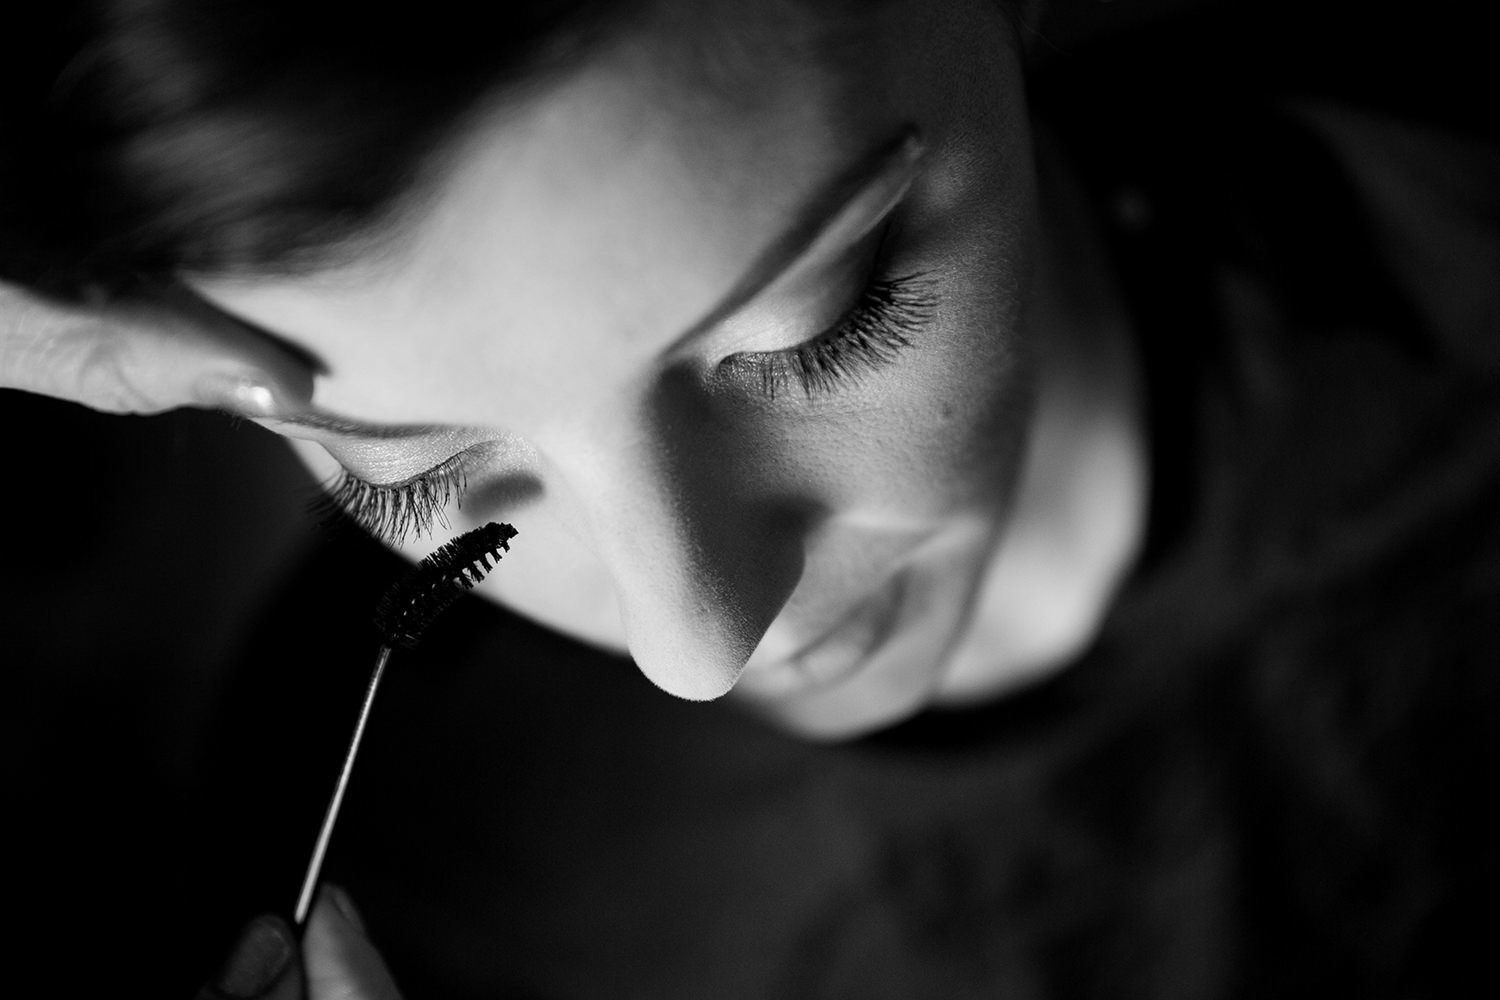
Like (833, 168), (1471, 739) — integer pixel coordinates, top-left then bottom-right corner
(293, 644), (392, 927)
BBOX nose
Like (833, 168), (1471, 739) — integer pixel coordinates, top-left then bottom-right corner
(534, 368), (812, 700)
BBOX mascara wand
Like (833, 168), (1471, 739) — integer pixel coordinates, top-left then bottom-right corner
(292, 521), (518, 927)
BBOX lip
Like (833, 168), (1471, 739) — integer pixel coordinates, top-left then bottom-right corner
(776, 570), (910, 691)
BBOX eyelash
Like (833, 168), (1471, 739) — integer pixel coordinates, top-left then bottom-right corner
(313, 271), (936, 544)
(722, 269), (937, 399)
(312, 454), (469, 545)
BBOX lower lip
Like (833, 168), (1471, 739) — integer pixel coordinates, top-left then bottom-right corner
(781, 572), (910, 690)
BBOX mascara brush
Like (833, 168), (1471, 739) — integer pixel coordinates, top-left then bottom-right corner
(293, 521), (518, 927)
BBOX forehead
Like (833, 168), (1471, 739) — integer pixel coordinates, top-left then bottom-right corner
(194, 0), (893, 424)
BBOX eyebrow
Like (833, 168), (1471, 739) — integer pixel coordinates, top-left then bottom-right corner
(662, 123), (922, 354)
(241, 125), (923, 442)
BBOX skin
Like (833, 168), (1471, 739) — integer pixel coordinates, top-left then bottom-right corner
(0, 0), (1147, 739)
(195, 889), (402, 999)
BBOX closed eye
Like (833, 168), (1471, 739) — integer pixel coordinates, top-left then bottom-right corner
(719, 268), (936, 399)
(312, 450), (472, 543)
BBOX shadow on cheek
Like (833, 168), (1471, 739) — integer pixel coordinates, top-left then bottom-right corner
(463, 472), (544, 512)
(646, 364), (827, 644)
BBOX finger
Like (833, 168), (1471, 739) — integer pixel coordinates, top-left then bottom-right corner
(195, 915), (306, 1000)
(0, 280), (313, 415)
(303, 886), (405, 1000)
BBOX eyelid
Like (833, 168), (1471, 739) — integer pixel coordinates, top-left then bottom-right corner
(714, 215), (893, 358)
(262, 417), (506, 486)
(719, 269), (936, 400)
(331, 448), (472, 491)
(738, 154), (921, 327)
(320, 434), (507, 488)
(708, 180), (916, 361)
(316, 450), (473, 544)
(662, 130), (927, 360)
(790, 154), (921, 280)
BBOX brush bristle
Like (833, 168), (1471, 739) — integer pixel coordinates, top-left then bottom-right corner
(373, 522), (517, 649)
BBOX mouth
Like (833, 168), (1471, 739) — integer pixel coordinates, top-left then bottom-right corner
(739, 571), (910, 697)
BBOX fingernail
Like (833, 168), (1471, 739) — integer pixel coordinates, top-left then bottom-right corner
(323, 884), (367, 934)
(214, 915), (294, 998)
(193, 372), (286, 418)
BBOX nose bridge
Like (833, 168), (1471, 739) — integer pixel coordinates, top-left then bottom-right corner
(536, 372), (812, 700)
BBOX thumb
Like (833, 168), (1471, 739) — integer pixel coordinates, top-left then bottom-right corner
(303, 886), (405, 1000)
(196, 915), (305, 1000)
(0, 279), (311, 415)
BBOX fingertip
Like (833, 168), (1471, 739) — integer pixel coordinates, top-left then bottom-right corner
(200, 914), (302, 1000)
(322, 883), (367, 934)
(304, 886), (404, 1000)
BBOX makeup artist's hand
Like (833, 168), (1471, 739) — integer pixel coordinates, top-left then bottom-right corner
(196, 888), (404, 1000)
(0, 277), (310, 416)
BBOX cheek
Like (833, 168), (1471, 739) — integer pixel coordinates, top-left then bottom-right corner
(466, 498), (627, 652)
(708, 293), (1031, 529)
(846, 331), (1031, 521)
(905, 295), (1036, 509)
(692, 367), (1028, 532)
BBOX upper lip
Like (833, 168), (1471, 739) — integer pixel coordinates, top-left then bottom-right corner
(786, 570), (907, 667)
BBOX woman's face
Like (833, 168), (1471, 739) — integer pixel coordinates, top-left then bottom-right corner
(193, 0), (1039, 738)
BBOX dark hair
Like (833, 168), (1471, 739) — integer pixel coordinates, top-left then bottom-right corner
(2, 0), (1052, 305)
(0, 0), (640, 302)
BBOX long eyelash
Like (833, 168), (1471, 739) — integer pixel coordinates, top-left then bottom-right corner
(739, 271), (937, 399)
(311, 455), (468, 545)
